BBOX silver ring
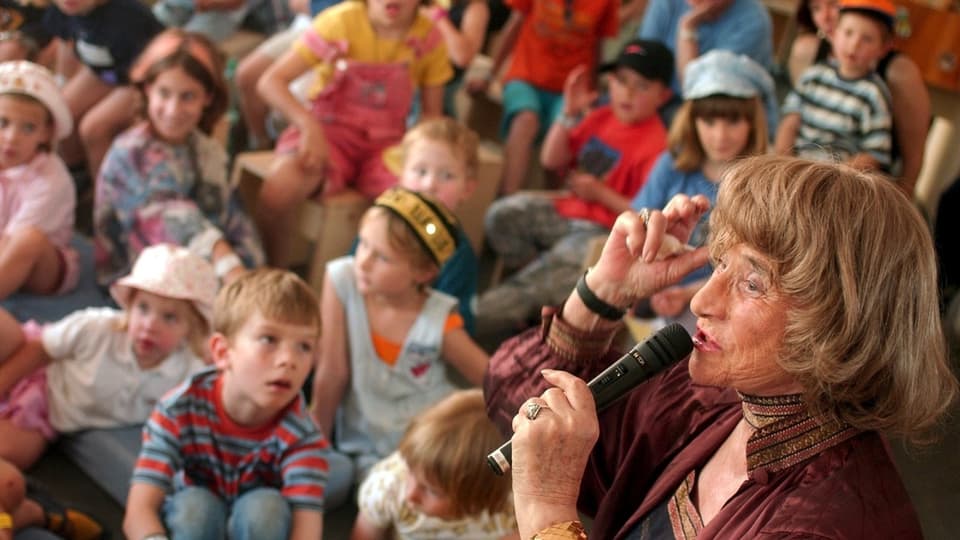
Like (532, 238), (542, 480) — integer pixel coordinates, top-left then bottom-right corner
(638, 208), (650, 227)
(525, 402), (543, 421)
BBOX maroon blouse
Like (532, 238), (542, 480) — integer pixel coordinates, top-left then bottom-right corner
(484, 307), (923, 539)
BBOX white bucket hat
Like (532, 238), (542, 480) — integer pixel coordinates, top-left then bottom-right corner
(0, 61), (72, 141)
(110, 244), (218, 328)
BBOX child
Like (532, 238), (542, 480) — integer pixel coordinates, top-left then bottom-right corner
(0, 0), (53, 62)
(0, 60), (76, 300)
(0, 243), (215, 470)
(312, 187), (489, 482)
(632, 50), (773, 329)
(124, 268), (330, 540)
(43, 0), (163, 179)
(467, 0), (619, 195)
(775, 0), (894, 171)
(255, 0), (453, 265)
(475, 39), (674, 345)
(358, 117), (481, 333)
(94, 29), (264, 288)
(352, 389), (518, 540)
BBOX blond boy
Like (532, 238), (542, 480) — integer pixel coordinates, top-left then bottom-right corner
(124, 269), (331, 540)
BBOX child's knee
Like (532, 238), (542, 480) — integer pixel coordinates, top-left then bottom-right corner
(260, 157), (316, 209)
(0, 458), (26, 511)
(228, 488), (290, 538)
(165, 486), (227, 539)
(508, 110), (540, 138)
(4, 226), (49, 257)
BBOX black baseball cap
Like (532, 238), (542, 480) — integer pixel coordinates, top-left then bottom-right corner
(599, 39), (674, 85)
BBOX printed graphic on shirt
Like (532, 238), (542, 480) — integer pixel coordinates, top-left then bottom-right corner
(577, 135), (621, 179)
(76, 39), (113, 67)
(405, 342), (440, 380)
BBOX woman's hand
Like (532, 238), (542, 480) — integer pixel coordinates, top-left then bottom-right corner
(587, 195), (711, 309)
(510, 369), (598, 538)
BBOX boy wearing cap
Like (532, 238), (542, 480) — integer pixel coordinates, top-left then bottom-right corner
(125, 268), (331, 540)
(467, 0), (619, 195)
(0, 61), (78, 301)
(775, 0), (895, 171)
(476, 39), (673, 346)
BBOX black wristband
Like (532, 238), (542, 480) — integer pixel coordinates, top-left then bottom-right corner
(575, 270), (625, 321)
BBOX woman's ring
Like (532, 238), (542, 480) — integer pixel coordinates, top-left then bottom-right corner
(525, 402), (544, 421)
(638, 208), (651, 227)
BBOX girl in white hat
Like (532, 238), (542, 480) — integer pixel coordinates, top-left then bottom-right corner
(0, 60), (78, 301)
(0, 243), (216, 475)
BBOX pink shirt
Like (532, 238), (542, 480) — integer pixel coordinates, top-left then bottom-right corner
(0, 153), (75, 247)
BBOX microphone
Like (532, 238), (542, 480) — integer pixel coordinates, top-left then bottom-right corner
(486, 323), (693, 475)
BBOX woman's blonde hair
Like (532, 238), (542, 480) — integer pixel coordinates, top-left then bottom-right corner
(401, 117), (480, 179)
(669, 95), (768, 172)
(399, 389), (512, 517)
(213, 268), (321, 339)
(709, 155), (958, 442)
(360, 206), (439, 277)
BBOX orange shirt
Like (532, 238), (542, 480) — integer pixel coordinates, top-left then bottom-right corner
(503, 0), (619, 92)
(372, 312), (464, 366)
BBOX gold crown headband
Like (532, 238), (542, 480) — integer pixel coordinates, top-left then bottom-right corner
(374, 188), (459, 266)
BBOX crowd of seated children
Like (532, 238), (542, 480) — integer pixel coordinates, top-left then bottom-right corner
(353, 389), (518, 539)
(475, 39), (673, 345)
(313, 187), (488, 486)
(776, 0), (895, 173)
(631, 49), (773, 332)
(93, 29), (263, 288)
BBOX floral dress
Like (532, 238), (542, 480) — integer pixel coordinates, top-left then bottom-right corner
(93, 121), (264, 286)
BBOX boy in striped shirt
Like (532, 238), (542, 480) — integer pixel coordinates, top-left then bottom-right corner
(124, 269), (329, 540)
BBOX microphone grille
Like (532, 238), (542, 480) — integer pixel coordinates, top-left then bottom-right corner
(642, 323), (693, 369)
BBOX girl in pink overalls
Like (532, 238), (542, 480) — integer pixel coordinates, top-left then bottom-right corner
(256, 0), (453, 265)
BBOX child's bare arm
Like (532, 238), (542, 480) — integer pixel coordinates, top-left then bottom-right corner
(311, 274), (350, 438)
(542, 66), (596, 170)
(774, 113), (801, 156)
(431, 0), (490, 68)
(420, 85), (445, 119)
(350, 511), (389, 540)
(123, 483), (167, 540)
(0, 340), (52, 397)
(257, 49), (317, 134)
(289, 508), (323, 540)
(441, 328), (488, 386)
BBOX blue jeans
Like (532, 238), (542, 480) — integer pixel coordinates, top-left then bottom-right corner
(163, 486), (291, 540)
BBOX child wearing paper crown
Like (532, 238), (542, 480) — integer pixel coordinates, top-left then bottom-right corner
(0, 243), (214, 471)
(312, 187), (489, 484)
(125, 268), (331, 540)
(631, 49), (773, 330)
(0, 61), (77, 301)
(353, 389), (519, 540)
(93, 29), (264, 288)
(775, 0), (895, 172)
(476, 39), (674, 345)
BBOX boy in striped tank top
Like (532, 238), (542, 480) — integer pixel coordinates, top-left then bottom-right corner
(124, 269), (331, 540)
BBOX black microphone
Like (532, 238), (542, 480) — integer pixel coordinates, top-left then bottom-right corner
(486, 323), (693, 475)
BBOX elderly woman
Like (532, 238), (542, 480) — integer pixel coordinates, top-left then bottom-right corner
(485, 155), (958, 539)
(787, 0), (930, 197)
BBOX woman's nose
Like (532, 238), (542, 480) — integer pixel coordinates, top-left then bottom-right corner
(690, 272), (723, 319)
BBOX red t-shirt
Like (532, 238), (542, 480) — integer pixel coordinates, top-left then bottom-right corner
(554, 106), (667, 228)
(503, 0), (618, 92)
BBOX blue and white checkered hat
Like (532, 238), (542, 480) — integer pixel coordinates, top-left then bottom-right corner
(683, 50), (778, 132)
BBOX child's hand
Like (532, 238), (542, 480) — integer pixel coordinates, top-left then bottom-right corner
(562, 65), (597, 117)
(465, 75), (491, 97)
(296, 119), (329, 175)
(650, 285), (690, 318)
(567, 171), (602, 202)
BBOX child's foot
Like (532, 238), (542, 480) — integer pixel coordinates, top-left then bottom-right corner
(26, 482), (106, 540)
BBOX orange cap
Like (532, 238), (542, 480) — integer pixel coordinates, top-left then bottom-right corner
(839, 0), (896, 27)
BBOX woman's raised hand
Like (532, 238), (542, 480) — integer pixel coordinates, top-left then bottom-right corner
(588, 195), (711, 309)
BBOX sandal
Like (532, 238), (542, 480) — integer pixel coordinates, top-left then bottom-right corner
(25, 480), (108, 540)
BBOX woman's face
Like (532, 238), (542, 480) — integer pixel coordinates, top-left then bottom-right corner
(810, 0), (840, 36)
(145, 66), (211, 144)
(695, 115), (752, 165)
(689, 243), (801, 395)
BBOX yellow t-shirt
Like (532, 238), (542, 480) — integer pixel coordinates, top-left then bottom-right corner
(295, 1), (453, 100)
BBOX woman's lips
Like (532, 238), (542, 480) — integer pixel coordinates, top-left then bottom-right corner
(693, 328), (721, 352)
